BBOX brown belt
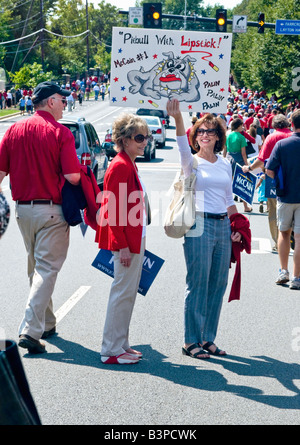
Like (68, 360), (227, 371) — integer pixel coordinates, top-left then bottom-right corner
(17, 200), (53, 205)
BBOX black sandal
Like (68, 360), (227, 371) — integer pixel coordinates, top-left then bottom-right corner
(202, 341), (226, 356)
(182, 343), (210, 360)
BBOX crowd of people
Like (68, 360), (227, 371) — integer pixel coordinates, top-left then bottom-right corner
(0, 78), (299, 366)
(61, 75), (110, 108)
(222, 85), (300, 289)
(0, 73), (111, 115)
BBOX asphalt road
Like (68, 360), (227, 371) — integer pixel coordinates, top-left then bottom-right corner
(1, 98), (300, 428)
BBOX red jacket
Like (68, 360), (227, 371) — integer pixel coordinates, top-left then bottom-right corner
(228, 213), (251, 302)
(95, 151), (144, 254)
(80, 165), (101, 231)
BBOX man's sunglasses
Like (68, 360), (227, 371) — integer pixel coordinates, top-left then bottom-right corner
(196, 128), (217, 136)
(51, 97), (67, 105)
(131, 134), (152, 143)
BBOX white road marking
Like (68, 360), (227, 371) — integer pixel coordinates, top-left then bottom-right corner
(91, 107), (123, 124)
(54, 286), (91, 325)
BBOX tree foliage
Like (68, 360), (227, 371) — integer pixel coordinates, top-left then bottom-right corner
(230, 0), (300, 98)
(8, 62), (53, 88)
(0, 0), (299, 98)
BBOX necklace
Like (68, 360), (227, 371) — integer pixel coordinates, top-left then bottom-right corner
(197, 152), (217, 163)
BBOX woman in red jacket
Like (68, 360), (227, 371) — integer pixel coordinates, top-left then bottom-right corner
(96, 113), (151, 364)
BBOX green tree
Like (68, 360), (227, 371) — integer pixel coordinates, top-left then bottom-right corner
(9, 62), (53, 88)
(231, 0), (300, 98)
(94, 43), (111, 75)
(1, 0), (54, 74)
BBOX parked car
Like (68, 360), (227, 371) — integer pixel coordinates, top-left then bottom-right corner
(59, 117), (108, 189)
(102, 128), (156, 161)
(138, 115), (166, 148)
(136, 108), (170, 128)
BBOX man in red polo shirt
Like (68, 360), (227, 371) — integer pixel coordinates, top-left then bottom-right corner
(242, 115), (292, 251)
(0, 81), (81, 353)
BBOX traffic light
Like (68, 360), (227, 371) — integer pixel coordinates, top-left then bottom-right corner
(216, 9), (227, 32)
(143, 3), (162, 29)
(258, 12), (265, 33)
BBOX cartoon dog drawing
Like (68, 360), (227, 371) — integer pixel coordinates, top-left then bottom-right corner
(127, 51), (200, 102)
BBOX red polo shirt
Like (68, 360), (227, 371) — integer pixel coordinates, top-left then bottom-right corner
(0, 110), (80, 203)
(258, 128), (292, 162)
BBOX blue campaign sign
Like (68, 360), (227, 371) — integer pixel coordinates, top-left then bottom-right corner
(92, 249), (165, 296)
(275, 19), (300, 35)
(232, 163), (257, 205)
(264, 174), (277, 198)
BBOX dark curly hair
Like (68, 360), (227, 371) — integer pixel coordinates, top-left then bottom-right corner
(189, 114), (226, 154)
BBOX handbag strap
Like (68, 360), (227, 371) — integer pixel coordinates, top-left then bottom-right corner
(192, 154), (199, 171)
(183, 155), (199, 190)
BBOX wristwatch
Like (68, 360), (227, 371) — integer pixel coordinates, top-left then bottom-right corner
(248, 165), (252, 171)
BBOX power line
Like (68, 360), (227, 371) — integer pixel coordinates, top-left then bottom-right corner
(0, 28), (90, 45)
(0, 12), (40, 30)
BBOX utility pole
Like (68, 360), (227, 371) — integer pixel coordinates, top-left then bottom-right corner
(40, 0), (45, 72)
(11, 0), (34, 72)
(86, 0), (89, 74)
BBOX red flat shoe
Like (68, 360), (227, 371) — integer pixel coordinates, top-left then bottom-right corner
(101, 353), (140, 364)
(126, 347), (143, 357)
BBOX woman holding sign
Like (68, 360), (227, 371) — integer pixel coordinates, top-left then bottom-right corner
(96, 113), (151, 365)
(166, 99), (243, 360)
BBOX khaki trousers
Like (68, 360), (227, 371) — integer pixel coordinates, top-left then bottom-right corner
(268, 198), (278, 247)
(101, 237), (145, 357)
(16, 203), (69, 340)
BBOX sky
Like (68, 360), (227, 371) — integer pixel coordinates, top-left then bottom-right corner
(90, 1), (242, 11)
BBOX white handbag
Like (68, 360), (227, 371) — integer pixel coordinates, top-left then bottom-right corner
(164, 156), (198, 238)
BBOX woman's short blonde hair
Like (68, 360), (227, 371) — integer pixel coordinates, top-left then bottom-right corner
(112, 113), (150, 151)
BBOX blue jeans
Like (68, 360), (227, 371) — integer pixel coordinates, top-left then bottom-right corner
(183, 214), (231, 345)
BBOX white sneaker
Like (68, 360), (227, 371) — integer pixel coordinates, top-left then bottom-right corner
(289, 277), (300, 290)
(276, 269), (289, 285)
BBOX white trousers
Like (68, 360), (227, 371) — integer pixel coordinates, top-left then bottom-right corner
(101, 237), (145, 357)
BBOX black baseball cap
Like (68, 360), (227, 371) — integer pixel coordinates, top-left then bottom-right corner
(32, 81), (71, 104)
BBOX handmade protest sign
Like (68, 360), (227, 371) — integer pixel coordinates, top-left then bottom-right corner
(92, 249), (164, 296)
(232, 163), (257, 205)
(110, 27), (232, 114)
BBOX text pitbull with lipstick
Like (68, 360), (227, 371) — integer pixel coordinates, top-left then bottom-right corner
(127, 51), (200, 102)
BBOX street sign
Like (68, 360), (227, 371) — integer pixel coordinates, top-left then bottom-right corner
(129, 7), (143, 26)
(275, 19), (300, 35)
(232, 15), (247, 33)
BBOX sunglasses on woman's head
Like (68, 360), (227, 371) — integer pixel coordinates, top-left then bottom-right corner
(196, 128), (217, 136)
(132, 134), (152, 143)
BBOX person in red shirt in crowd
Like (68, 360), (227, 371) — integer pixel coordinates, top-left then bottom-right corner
(267, 109), (278, 134)
(2, 90), (7, 108)
(254, 99), (262, 113)
(244, 109), (255, 130)
(242, 114), (292, 251)
(242, 90), (248, 103)
(0, 81), (81, 354)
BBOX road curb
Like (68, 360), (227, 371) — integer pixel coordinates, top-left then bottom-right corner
(0, 111), (21, 121)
